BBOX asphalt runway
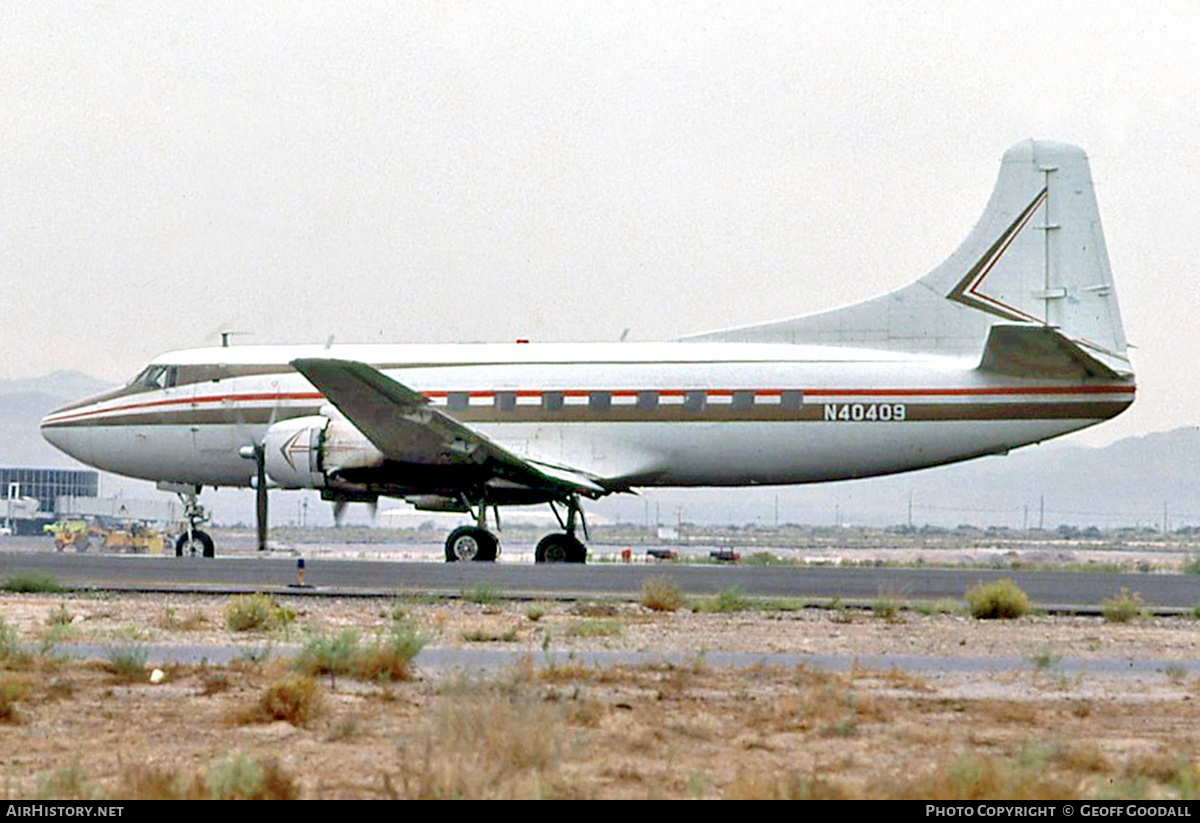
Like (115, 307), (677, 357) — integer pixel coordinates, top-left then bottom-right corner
(2, 549), (1198, 611)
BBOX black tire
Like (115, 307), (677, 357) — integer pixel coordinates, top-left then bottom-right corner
(444, 526), (498, 562)
(534, 533), (587, 564)
(175, 530), (215, 558)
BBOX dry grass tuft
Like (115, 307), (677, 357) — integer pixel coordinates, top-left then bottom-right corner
(224, 594), (292, 632)
(113, 754), (299, 800)
(115, 763), (207, 800)
(640, 576), (684, 612)
(964, 578), (1031, 619)
(1102, 588), (1145, 623)
(239, 673), (322, 726)
(564, 619), (621, 638)
(208, 752), (300, 800)
(0, 672), (31, 723)
(392, 681), (575, 799)
(295, 623), (426, 684)
(873, 751), (1079, 799)
(727, 771), (851, 800)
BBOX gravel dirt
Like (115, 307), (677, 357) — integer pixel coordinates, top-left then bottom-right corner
(3, 589), (1200, 799)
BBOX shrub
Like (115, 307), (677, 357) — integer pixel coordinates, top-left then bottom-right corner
(243, 674), (322, 726)
(964, 579), (1031, 619)
(105, 642), (149, 681)
(1102, 588), (1144, 623)
(0, 617), (29, 665)
(208, 753), (299, 800)
(224, 594), (289, 632)
(2, 572), (62, 593)
(872, 589), (905, 620)
(356, 624), (427, 681)
(295, 624), (426, 684)
(694, 587), (751, 613)
(465, 583), (502, 605)
(640, 576), (684, 612)
(0, 673), (29, 722)
(295, 629), (360, 683)
(118, 755), (298, 800)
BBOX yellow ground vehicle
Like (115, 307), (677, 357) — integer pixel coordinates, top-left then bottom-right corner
(44, 519), (166, 554)
(44, 519), (91, 551)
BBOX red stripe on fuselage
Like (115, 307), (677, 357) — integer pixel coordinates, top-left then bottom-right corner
(41, 384), (1136, 427)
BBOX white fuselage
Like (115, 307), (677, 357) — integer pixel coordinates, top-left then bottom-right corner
(40, 341), (1135, 493)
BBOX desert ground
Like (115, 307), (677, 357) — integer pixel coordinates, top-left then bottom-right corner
(1, 584), (1200, 800)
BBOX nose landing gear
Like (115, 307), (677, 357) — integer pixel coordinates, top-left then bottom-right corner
(168, 485), (214, 558)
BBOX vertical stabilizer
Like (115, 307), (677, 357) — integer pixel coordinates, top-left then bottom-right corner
(680, 140), (1131, 376)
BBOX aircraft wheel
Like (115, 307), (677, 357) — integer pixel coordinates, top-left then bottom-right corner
(175, 530), (215, 558)
(535, 533), (587, 564)
(444, 526), (498, 562)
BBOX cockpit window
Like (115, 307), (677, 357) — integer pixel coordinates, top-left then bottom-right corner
(128, 365), (178, 390)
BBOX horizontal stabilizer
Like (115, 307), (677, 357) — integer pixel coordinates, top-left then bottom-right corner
(977, 325), (1122, 380)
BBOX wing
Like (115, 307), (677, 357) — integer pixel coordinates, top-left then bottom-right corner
(290, 358), (608, 497)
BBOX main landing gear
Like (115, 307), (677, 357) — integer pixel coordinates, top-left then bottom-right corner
(441, 494), (590, 564)
(444, 498), (500, 562)
(445, 525), (499, 562)
(535, 496), (588, 564)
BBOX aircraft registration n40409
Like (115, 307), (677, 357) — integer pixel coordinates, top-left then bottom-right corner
(41, 140), (1134, 562)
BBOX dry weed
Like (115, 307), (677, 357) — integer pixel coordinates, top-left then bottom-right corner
(239, 673), (322, 726)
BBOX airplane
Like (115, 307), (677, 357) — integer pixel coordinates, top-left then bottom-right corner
(40, 139), (1134, 562)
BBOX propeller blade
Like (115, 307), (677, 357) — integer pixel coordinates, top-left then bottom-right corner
(332, 499), (348, 526)
(254, 443), (268, 552)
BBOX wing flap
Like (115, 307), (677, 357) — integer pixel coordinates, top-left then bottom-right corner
(290, 358), (607, 497)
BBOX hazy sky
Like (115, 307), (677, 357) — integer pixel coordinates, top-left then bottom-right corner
(3, 1), (1197, 448)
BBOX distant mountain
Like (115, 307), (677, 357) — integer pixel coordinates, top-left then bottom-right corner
(0, 371), (112, 400)
(0, 373), (114, 467)
(595, 427), (1200, 531)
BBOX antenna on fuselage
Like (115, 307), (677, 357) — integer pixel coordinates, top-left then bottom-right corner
(218, 330), (250, 348)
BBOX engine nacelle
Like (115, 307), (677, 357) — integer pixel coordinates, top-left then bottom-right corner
(261, 415), (386, 489)
(406, 495), (470, 513)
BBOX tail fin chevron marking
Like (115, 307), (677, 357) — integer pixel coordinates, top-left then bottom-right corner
(947, 187), (1048, 324)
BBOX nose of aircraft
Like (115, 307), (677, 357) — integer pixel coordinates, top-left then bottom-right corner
(40, 413), (90, 465)
(40, 422), (76, 460)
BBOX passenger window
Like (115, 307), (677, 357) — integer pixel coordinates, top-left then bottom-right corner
(495, 391), (516, 412)
(636, 391), (658, 411)
(589, 392), (611, 412)
(732, 390), (754, 411)
(683, 391), (706, 412)
(448, 392), (469, 409)
(543, 391), (564, 411)
(781, 390), (803, 411)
